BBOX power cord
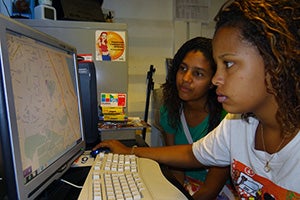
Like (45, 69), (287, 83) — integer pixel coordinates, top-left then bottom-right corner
(60, 178), (83, 189)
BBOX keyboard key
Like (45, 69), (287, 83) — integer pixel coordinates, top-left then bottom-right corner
(90, 153), (144, 200)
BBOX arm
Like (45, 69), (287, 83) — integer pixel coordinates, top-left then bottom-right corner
(192, 166), (230, 200)
(93, 140), (204, 169)
(165, 132), (185, 184)
(165, 132), (175, 146)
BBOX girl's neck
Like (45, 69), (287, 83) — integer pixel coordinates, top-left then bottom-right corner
(183, 101), (208, 127)
(183, 98), (207, 112)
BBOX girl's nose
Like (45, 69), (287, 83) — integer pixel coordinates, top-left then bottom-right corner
(212, 69), (223, 86)
(182, 70), (193, 83)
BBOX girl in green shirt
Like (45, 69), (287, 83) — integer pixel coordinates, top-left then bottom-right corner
(159, 37), (228, 199)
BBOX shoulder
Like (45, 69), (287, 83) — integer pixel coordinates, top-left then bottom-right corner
(221, 114), (258, 130)
(159, 105), (174, 131)
(192, 114), (258, 166)
(159, 105), (168, 120)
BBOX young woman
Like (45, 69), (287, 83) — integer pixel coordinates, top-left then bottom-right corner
(160, 37), (228, 198)
(95, 0), (300, 198)
(97, 31), (111, 61)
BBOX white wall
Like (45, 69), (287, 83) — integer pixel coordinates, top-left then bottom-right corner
(0, 0), (225, 120)
(102, 0), (226, 121)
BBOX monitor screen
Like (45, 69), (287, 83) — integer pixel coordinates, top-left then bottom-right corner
(0, 14), (85, 199)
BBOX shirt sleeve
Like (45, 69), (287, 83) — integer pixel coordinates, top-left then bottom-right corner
(192, 115), (232, 167)
(159, 105), (176, 134)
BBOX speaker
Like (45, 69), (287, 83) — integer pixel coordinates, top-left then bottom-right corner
(34, 5), (57, 20)
(78, 61), (100, 149)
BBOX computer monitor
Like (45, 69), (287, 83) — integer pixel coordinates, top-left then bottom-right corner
(0, 14), (85, 199)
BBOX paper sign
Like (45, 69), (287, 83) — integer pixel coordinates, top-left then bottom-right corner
(100, 93), (126, 107)
(95, 31), (126, 62)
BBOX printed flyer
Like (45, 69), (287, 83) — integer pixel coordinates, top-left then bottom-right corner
(95, 30), (126, 62)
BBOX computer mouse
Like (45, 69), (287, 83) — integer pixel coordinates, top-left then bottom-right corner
(90, 147), (110, 158)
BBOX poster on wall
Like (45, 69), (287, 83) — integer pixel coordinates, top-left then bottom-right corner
(95, 30), (126, 62)
(174, 0), (210, 22)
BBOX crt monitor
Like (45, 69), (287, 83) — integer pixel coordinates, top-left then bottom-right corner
(0, 14), (85, 199)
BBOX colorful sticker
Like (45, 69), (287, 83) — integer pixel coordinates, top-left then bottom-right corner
(100, 93), (126, 107)
(95, 31), (126, 62)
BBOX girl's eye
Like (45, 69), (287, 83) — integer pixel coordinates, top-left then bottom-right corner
(193, 70), (204, 77)
(179, 65), (187, 71)
(224, 61), (234, 68)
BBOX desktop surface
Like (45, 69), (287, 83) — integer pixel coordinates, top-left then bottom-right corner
(36, 167), (90, 200)
(35, 136), (191, 200)
(36, 138), (142, 200)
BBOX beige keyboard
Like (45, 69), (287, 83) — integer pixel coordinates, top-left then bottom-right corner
(78, 152), (187, 200)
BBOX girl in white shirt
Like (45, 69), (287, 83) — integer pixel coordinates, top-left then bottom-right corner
(95, 0), (300, 199)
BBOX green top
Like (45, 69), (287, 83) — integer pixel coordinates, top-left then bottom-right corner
(159, 105), (227, 182)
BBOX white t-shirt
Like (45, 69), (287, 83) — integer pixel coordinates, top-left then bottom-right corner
(192, 114), (300, 199)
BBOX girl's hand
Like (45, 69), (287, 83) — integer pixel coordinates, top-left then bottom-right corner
(92, 140), (132, 155)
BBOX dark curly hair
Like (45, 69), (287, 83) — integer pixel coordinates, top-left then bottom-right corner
(161, 37), (223, 132)
(214, 0), (300, 136)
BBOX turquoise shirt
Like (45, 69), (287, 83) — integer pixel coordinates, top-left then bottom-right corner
(159, 105), (227, 182)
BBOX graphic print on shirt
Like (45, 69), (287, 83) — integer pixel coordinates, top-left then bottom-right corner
(231, 159), (300, 199)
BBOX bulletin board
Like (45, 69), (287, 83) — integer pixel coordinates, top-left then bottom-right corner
(174, 0), (211, 22)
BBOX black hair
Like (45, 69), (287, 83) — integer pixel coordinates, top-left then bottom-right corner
(214, 0), (300, 135)
(161, 37), (223, 132)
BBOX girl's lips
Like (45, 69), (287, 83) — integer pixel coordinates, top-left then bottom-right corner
(217, 95), (227, 103)
(179, 85), (191, 93)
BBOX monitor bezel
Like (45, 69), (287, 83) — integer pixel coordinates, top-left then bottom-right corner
(0, 14), (85, 199)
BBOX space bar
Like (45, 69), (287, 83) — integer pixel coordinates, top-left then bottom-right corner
(137, 158), (187, 200)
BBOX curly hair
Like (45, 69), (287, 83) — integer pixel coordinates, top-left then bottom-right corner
(215, 0), (300, 136)
(161, 37), (223, 132)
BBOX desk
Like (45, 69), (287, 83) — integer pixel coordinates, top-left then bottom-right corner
(36, 135), (192, 200)
(35, 135), (148, 200)
(36, 167), (90, 200)
(99, 119), (149, 141)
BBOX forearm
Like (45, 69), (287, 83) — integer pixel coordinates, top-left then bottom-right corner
(133, 144), (203, 169)
(94, 140), (204, 169)
(192, 166), (230, 200)
(165, 132), (175, 146)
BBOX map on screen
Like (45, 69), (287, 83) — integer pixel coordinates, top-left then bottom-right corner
(7, 33), (81, 183)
